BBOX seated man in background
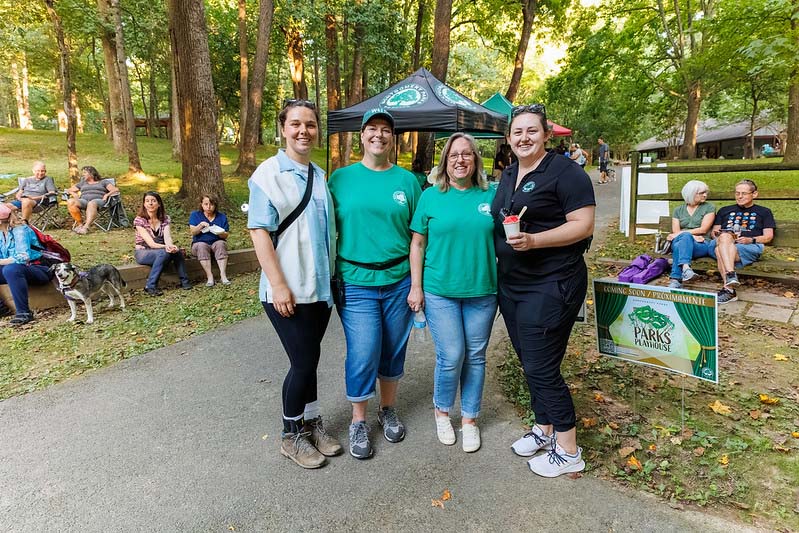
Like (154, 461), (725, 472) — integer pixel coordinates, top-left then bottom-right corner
(10, 161), (56, 222)
(65, 165), (119, 234)
(707, 179), (775, 304)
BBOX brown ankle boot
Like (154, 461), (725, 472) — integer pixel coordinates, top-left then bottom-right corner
(280, 431), (326, 469)
(306, 416), (343, 457)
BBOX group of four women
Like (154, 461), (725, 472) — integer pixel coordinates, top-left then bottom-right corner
(248, 100), (596, 478)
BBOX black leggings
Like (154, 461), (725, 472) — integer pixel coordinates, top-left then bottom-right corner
(498, 264), (587, 432)
(263, 301), (332, 421)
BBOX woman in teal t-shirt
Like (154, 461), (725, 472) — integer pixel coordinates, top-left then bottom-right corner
(666, 180), (715, 288)
(408, 133), (498, 453)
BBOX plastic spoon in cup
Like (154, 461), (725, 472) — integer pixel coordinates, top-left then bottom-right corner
(518, 206), (527, 219)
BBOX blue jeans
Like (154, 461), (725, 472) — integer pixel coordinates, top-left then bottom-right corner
(338, 275), (413, 402)
(134, 248), (189, 290)
(0, 263), (53, 315)
(670, 232), (710, 279)
(425, 292), (497, 419)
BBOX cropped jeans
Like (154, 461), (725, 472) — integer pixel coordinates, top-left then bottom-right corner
(134, 248), (189, 290)
(669, 232), (710, 279)
(338, 275), (413, 402)
(424, 292), (497, 419)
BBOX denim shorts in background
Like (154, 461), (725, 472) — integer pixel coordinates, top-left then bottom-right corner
(707, 240), (764, 267)
(338, 275), (413, 402)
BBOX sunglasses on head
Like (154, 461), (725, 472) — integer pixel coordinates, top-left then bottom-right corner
(511, 104), (546, 118)
(282, 98), (316, 109)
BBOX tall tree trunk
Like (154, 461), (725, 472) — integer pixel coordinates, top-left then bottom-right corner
(97, 0), (125, 153)
(170, 53), (181, 160)
(132, 60), (150, 136)
(325, 9), (343, 171)
(237, 0), (248, 146)
(679, 80), (702, 159)
(236, 0), (274, 176)
(343, 3), (365, 166)
(11, 54), (33, 129)
(505, 0), (537, 103)
(748, 83), (758, 160)
(412, 0), (425, 71)
(169, 0), (225, 204)
(414, 0), (451, 173)
(148, 66), (158, 137)
(73, 91), (83, 134)
(313, 48), (322, 147)
(109, 0), (142, 172)
(784, 0), (799, 162)
(286, 21), (309, 100)
(44, 0), (78, 181)
(90, 37), (112, 140)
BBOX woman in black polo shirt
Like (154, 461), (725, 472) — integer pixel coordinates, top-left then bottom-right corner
(491, 104), (595, 478)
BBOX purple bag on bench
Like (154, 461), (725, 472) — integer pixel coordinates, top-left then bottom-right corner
(631, 257), (669, 284)
(618, 254), (652, 283)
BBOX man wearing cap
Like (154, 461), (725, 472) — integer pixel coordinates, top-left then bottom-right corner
(10, 161), (57, 222)
(0, 204), (54, 325)
(328, 108), (422, 460)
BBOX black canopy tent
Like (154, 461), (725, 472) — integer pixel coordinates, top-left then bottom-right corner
(327, 68), (508, 135)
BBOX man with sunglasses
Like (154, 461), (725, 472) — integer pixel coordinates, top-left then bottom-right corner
(707, 179), (775, 304)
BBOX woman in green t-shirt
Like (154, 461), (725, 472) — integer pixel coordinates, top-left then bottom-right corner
(408, 133), (498, 453)
(666, 180), (715, 288)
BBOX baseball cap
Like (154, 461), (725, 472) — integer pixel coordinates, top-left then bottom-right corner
(361, 108), (395, 131)
(0, 204), (11, 221)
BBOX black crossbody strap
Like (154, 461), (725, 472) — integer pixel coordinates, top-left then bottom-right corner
(273, 164), (314, 243)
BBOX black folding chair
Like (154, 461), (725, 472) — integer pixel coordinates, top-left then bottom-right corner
(63, 178), (130, 231)
(1, 177), (61, 230)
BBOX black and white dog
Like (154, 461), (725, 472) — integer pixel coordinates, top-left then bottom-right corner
(51, 262), (127, 324)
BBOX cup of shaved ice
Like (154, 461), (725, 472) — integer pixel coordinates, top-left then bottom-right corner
(503, 215), (520, 239)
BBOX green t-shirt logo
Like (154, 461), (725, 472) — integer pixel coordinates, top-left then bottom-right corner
(393, 191), (408, 206)
(522, 181), (536, 193)
(477, 203), (491, 216)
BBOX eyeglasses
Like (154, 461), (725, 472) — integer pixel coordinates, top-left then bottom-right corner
(511, 104), (546, 118)
(282, 98), (316, 109)
(447, 151), (475, 162)
(735, 190), (754, 196)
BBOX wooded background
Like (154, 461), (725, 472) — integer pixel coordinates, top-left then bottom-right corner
(1, 0), (797, 204)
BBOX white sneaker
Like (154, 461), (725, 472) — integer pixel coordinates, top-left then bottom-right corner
(435, 413), (456, 445)
(511, 425), (553, 457)
(461, 423), (481, 453)
(527, 444), (585, 477)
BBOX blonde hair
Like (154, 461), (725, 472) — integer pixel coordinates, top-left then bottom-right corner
(433, 133), (488, 192)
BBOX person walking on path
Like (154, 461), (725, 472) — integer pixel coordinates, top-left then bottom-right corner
(328, 108), (422, 460)
(492, 104), (595, 477)
(597, 137), (610, 184)
(407, 133), (498, 453)
(247, 99), (341, 469)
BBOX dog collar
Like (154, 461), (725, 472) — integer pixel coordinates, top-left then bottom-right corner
(57, 271), (88, 300)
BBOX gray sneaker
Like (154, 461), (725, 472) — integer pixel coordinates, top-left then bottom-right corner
(681, 266), (696, 282)
(280, 431), (326, 469)
(724, 272), (740, 287)
(668, 278), (682, 289)
(348, 421), (373, 459)
(717, 288), (737, 304)
(377, 406), (406, 443)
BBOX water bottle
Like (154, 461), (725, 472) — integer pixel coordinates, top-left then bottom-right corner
(412, 310), (427, 342)
(732, 222), (741, 238)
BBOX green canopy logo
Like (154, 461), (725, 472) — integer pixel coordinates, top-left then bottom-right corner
(436, 85), (476, 109)
(382, 84), (428, 108)
(477, 203), (491, 216)
(522, 181), (535, 193)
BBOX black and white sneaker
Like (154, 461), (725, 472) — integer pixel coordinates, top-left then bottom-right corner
(348, 421), (373, 459)
(717, 288), (737, 304)
(377, 406), (406, 442)
(724, 272), (740, 287)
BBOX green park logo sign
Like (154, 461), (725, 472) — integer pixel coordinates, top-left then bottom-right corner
(594, 280), (718, 383)
(381, 84), (428, 108)
(435, 84), (476, 109)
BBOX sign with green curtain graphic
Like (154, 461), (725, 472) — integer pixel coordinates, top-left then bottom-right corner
(594, 279), (718, 383)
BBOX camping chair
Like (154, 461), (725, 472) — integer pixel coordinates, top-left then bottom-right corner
(62, 178), (130, 232)
(0, 177), (61, 230)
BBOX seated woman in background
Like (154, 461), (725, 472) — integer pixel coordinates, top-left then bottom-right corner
(0, 204), (54, 326)
(666, 180), (715, 289)
(189, 194), (230, 286)
(133, 191), (192, 296)
(65, 165), (119, 235)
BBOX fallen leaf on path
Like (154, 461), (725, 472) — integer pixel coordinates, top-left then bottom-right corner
(719, 454), (729, 466)
(648, 444), (657, 452)
(759, 394), (780, 405)
(261, 434), (268, 440)
(784, 291), (795, 298)
(786, 257), (796, 262)
(693, 447), (706, 457)
(792, 431), (799, 439)
(618, 446), (636, 458)
(773, 353), (789, 361)
(431, 499), (444, 509)
(441, 489), (451, 501)
(582, 417), (597, 428)
(773, 444), (791, 452)
(566, 472), (583, 479)
(749, 410), (762, 420)
(608, 422), (620, 430)
(593, 392), (606, 403)
(709, 400), (732, 415)
(626, 455), (642, 470)
(670, 436), (683, 445)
